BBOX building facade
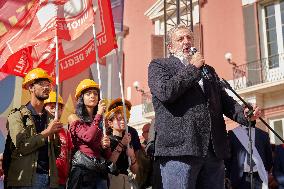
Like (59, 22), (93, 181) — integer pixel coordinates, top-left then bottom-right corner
(125, 0), (284, 144)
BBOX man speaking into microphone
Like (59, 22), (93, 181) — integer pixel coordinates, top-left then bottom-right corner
(148, 24), (261, 189)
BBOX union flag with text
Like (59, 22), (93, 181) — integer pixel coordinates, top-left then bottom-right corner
(0, 0), (117, 81)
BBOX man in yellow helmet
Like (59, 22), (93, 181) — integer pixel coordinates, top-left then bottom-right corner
(5, 68), (62, 189)
(44, 91), (73, 189)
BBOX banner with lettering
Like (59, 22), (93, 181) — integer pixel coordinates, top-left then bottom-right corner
(0, 0), (117, 81)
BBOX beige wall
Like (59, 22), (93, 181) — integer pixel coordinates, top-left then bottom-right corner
(264, 90), (284, 108)
(200, 1), (246, 80)
(123, 0), (156, 106)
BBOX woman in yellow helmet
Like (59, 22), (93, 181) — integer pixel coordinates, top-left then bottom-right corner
(67, 79), (111, 189)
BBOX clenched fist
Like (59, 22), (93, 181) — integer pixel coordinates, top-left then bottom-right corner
(190, 52), (205, 68)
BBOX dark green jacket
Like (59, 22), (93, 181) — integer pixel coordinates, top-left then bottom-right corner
(6, 106), (60, 188)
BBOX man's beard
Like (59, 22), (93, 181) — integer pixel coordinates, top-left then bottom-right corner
(175, 49), (191, 60)
(35, 93), (49, 101)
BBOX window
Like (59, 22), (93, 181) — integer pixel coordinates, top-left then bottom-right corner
(269, 118), (284, 145)
(261, 1), (284, 69)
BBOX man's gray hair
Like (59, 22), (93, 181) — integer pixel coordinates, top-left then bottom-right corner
(166, 24), (194, 45)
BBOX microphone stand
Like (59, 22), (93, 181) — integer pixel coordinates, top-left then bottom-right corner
(220, 78), (284, 189)
(248, 113), (254, 189)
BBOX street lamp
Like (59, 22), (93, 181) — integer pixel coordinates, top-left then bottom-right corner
(133, 81), (145, 94)
(225, 52), (247, 89)
(225, 52), (236, 67)
(225, 52), (237, 88)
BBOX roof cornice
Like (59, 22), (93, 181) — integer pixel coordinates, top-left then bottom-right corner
(144, 0), (164, 20)
(145, 0), (199, 21)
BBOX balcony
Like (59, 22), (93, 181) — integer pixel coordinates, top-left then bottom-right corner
(140, 54), (284, 119)
(232, 53), (284, 92)
(141, 92), (155, 119)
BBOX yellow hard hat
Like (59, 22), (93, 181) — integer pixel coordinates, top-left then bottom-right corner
(22, 68), (53, 89)
(105, 98), (131, 121)
(107, 98), (132, 112)
(44, 91), (64, 105)
(75, 79), (99, 99)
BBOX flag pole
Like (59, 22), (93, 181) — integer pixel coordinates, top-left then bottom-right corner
(114, 47), (132, 170)
(55, 35), (59, 120)
(92, 24), (106, 135)
(114, 48), (128, 135)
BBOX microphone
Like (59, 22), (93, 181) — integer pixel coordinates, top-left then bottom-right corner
(189, 47), (210, 80)
(190, 47), (197, 55)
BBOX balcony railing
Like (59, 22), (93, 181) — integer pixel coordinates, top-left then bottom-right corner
(140, 54), (284, 116)
(141, 92), (154, 117)
(232, 53), (284, 90)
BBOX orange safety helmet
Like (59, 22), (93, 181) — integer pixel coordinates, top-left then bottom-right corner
(105, 98), (131, 121)
(107, 98), (132, 112)
(22, 68), (53, 89)
(75, 79), (99, 99)
(44, 91), (64, 105)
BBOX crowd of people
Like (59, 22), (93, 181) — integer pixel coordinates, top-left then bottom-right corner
(0, 69), (153, 189)
(0, 24), (283, 189)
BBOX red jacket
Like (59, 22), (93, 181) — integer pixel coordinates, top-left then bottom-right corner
(69, 114), (112, 160)
(56, 128), (73, 185)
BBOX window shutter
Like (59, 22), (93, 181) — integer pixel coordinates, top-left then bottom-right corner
(151, 35), (165, 59)
(243, 3), (261, 86)
(243, 3), (260, 62)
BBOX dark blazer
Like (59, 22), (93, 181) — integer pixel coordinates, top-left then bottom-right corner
(226, 128), (272, 188)
(148, 56), (249, 159)
(273, 145), (284, 188)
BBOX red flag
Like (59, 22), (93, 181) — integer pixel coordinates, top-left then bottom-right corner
(0, 0), (117, 81)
